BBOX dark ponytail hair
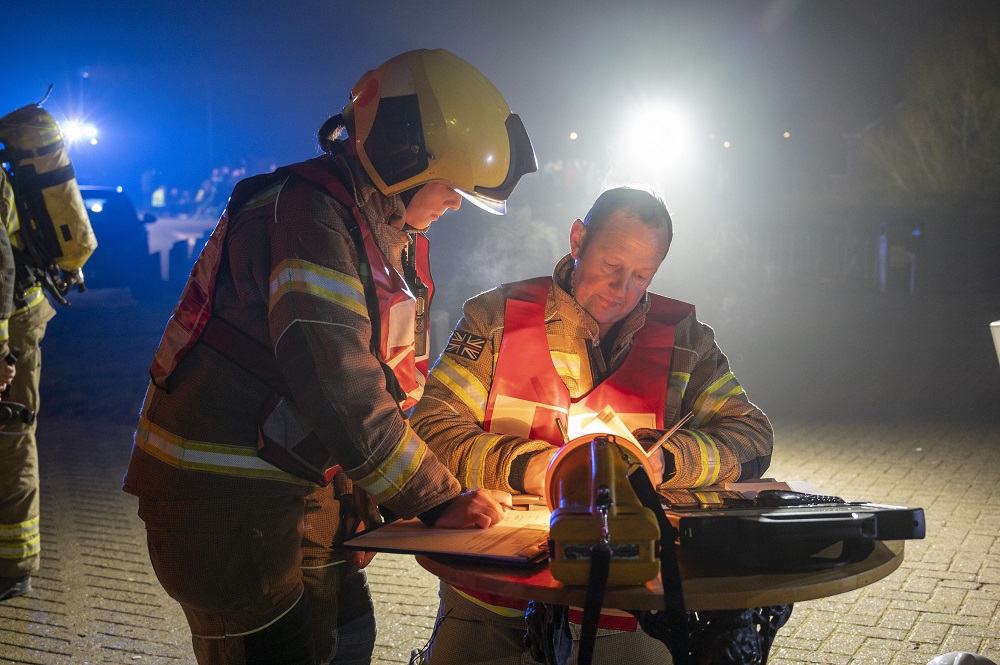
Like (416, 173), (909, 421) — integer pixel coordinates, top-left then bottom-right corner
(318, 114), (348, 154)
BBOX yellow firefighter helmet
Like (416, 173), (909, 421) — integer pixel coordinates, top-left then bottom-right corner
(344, 48), (537, 215)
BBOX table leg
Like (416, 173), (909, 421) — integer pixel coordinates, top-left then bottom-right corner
(638, 605), (793, 665)
(525, 601), (573, 665)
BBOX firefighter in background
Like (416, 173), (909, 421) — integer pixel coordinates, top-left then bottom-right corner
(123, 49), (536, 664)
(410, 186), (775, 664)
(0, 101), (94, 602)
(0, 168), (30, 602)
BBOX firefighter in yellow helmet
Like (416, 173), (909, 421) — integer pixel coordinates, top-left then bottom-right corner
(124, 49), (536, 664)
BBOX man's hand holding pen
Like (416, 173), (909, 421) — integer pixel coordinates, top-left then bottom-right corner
(635, 413), (692, 485)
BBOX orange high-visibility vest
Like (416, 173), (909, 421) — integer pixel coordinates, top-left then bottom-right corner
(484, 277), (693, 445)
(459, 277), (693, 627)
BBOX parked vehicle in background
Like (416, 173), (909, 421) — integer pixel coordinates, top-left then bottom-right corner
(78, 185), (161, 297)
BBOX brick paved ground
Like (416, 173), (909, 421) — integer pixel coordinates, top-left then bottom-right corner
(0, 286), (997, 664)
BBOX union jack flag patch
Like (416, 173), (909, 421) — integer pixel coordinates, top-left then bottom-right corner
(445, 331), (487, 361)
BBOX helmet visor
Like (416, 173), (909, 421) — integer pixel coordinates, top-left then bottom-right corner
(456, 188), (506, 215)
(473, 113), (537, 206)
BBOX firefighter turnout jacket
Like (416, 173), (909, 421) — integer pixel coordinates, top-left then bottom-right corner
(411, 254), (774, 632)
(124, 152), (462, 517)
(411, 254), (774, 494)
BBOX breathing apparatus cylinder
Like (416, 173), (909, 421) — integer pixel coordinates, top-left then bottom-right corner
(0, 103), (98, 291)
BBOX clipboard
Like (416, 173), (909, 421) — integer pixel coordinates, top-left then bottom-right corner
(341, 509), (551, 568)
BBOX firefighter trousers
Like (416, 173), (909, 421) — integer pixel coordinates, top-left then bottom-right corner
(0, 298), (55, 577)
(139, 480), (375, 664)
(426, 583), (672, 665)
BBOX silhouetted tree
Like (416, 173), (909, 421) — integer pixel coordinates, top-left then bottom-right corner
(853, 24), (1000, 209)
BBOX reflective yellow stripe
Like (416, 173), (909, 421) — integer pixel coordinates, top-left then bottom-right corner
(464, 432), (505, 490)
(691, 429), (721, 486)
(13, 285), (45, 314)
(669, 371), (690, 398)
(690, 372), (743, 427)
(135, 418), (308, 484)
(550, 350), (581, 394)
(0, 319), (8, 343)
(269, 258), (367, 317)
(358, 426), (427, 503)
(451, 585), (525, 618)
(435, 355), (488, 421)
(0, 516), (40, 559)
(0, 535), (40, 559)
(1, 174), (19, 234)
(0, 516), (38, 538)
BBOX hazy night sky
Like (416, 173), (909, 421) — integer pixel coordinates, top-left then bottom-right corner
(7, 1), (1000, 425)
(8, 0), (998, 199)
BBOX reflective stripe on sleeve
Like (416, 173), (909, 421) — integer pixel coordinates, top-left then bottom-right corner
(464, 432), (506, 490)
(691, 429), (721, 487)
(434, 355), (488, 422)
(269, 258), (368, 318)
(357, 425), (428, 503)
(690, 372), (744, 427)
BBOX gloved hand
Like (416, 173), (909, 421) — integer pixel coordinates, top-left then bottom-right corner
(336, 475), (383, 569)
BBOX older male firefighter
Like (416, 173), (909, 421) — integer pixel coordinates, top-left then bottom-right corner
(123, 49), (536, 665)
(410, 186), (775, 664)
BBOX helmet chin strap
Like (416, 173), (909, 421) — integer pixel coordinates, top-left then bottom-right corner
(398, 186), (421, 208)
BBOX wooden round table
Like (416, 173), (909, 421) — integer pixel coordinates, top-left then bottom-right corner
(417, 540), (904, 611)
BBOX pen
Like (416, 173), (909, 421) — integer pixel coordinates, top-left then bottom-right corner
(645, 412), (694, 453)
(555, 418), (569, 444)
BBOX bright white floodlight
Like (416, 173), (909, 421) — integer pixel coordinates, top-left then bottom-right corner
(618, 102), (696, 180)
(61, 120), (99, 145)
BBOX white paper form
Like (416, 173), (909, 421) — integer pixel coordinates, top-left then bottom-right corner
(343, 509), (551, 564)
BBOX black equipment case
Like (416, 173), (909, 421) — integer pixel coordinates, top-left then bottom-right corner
(659, 490), (925, 572)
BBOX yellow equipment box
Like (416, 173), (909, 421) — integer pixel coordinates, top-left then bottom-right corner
(547, 435), (660, 586)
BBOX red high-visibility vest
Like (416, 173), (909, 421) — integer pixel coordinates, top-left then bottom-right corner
(483, 277), (693, 445)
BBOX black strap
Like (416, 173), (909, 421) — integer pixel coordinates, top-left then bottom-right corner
(201, 314), (292, 400)
(343, 215), (382, 359)
(19, 162), (76, 190)
(577, 544), (611, 665)
(628, 467), (690, 664)
(7, 140), (63, 165)
(333, 186), (407, 405)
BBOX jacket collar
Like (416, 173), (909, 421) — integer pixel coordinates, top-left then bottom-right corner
(325, 152), (409, 273)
